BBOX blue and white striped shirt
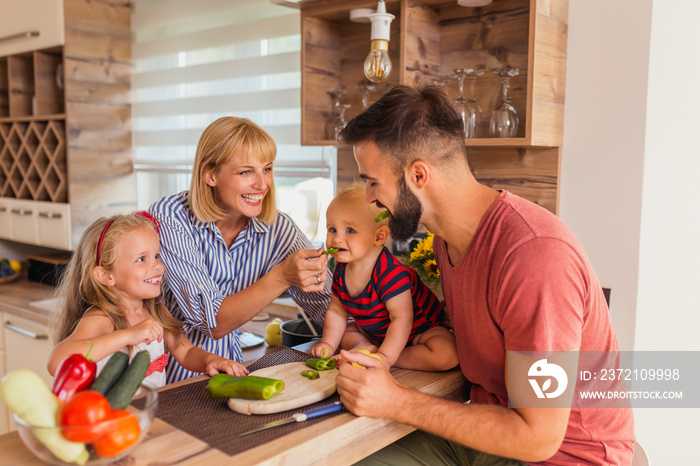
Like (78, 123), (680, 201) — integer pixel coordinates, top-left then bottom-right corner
(149, 191), (332, 383)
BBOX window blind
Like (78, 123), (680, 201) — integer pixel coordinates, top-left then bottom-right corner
(131, 0), (334, 241)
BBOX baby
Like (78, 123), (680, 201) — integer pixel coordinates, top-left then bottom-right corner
(310, 185), (458, 371)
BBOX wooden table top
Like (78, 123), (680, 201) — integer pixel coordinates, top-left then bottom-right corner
(0, 359), (467, 465)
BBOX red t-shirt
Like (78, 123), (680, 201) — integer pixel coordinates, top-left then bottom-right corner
(434, 191), (634, 465)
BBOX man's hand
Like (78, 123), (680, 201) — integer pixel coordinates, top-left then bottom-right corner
(336, 349), (405, 419)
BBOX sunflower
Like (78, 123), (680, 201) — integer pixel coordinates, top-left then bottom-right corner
(423, 259), (440, 278)
(406, 232), (440, 289)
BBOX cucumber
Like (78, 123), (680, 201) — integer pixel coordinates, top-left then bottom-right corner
(90, 351), (129, 395)
(1, 370), (89, 465)
(105, 350), (150, 410)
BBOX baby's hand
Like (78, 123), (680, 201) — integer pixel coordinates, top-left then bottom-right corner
(310, 341), (335, 358)
(126, 319), (163, 346)
(207, 357), (249, 377)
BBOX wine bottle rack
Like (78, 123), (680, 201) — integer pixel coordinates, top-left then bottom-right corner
(0, 119), (67, 202)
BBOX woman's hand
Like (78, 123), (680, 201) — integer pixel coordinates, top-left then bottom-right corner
(206, 356), (249, 377)
(275, 247), (329, 292)
(124, 319), (163, 346)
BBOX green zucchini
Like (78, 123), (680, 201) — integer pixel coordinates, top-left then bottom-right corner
(305, 357), (337, 371)
(206, 374), (284, 400)
(106, 350), (150, 409)
(375, 210), (390, 222)
(90, 351), (129, 395)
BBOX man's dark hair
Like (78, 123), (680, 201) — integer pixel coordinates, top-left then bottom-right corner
(338, 84), (467, 174)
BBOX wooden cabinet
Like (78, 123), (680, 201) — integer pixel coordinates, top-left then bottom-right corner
(297, 0), (567, 213)
(0, 311), (6, 435)
(0, 0), (135, 251)
(0, 0), (65, 57)
(2, 313), (54, 432)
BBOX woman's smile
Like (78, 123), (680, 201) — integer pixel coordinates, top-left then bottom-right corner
(242, 193), (264, 205)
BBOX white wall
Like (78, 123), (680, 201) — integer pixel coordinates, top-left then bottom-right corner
(560, 0), (652, 352)
(561, 0), (700, 463)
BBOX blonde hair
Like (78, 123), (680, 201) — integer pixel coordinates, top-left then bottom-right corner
(52, 214), (182, 347)
(189, 116), (277, 224)
(331, 184), (389, 227)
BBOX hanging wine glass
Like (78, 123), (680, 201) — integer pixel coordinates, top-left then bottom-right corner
(426, 74), (450, 95)
(356, 82), (377, 111)
(489, 67), (519, 138)
(452, 68), (482, 138)
(326, 89), (348, 140)
(326, 104), (351, 141)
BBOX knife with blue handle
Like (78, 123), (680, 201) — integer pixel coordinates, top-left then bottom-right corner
(239, 401), (344, 437)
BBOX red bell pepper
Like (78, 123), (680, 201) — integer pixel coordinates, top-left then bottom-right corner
(51, 340), (97, 402)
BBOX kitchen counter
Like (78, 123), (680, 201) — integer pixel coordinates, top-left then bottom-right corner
(0, 276), (56, 326)
(0, 358), (468, 465)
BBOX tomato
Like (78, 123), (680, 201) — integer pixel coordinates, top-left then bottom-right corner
(59, 390), (111, 443)
(92, 409), (141, 458)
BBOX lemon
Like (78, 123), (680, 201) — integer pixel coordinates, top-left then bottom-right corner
(350, 349), (383, 369)
(264, 318), (283, 346)
(9, 260), (21, 273)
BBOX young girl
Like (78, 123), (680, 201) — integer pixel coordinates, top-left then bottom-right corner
(48, 212), (248, 388)
(310, 185), (458, 371)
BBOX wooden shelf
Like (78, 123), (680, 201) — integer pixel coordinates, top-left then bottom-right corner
(0, 114), (65, 123)
(299, 0), (566, 145)
(311, 137), (547, 149)
(296, 0), (567, 213)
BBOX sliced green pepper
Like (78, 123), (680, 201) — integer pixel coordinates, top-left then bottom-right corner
(305, 358), (337, 371)
(301, 370), (320, 380)
(206, 374), (284, 400)
(375, 210), (391, 223)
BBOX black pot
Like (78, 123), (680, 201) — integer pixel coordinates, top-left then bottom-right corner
(280, 318), (323, 347)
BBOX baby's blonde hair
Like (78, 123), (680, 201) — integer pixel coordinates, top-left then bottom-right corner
(331, 184), (389, 227)
(52, 214), (182, 347)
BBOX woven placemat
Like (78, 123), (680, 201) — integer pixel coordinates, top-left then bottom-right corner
(151, 346), (343, 456)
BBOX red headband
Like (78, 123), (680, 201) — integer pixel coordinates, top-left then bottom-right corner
(95, 211), (161, 266)
(95, 219), (116, 266)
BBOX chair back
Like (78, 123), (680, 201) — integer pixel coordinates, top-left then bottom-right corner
(631, 441), (650, 466)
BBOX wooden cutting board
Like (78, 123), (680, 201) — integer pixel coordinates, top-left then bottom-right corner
(227, 362), (338, 415)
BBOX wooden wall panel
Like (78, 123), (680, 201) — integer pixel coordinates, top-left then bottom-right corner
(336, 147), (361, 190)
(8, 55), (34, 117)
(302, 16), (343, 144)
(402, 0), (441, 85)
(64, 29), (131, 65)
(63, 0), (130, 37)
(529, 0), (567, 146)
(34, 51), (64, 115)
(64, 57), (131, 86)
(0, 58), (8, 117)
(63, 0), (135, 243)
(467, 146), (559, 214)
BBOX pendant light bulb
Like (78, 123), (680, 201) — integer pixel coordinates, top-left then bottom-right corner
(363, 0), (394, 83)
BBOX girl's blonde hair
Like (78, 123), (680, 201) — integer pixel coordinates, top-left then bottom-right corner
(189, 116), (277, 224)
(52, 214), (182, 347)
(332, 184), (389, 227)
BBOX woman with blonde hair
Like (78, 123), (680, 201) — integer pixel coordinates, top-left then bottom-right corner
(149, 117), (332, 382)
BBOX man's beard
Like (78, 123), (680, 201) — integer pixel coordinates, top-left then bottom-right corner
(388, 175), (423, 242)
